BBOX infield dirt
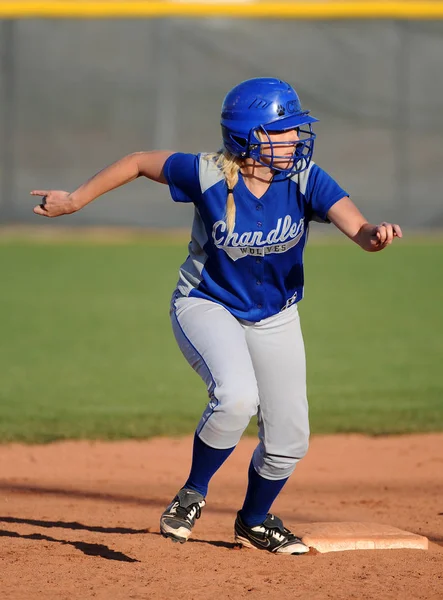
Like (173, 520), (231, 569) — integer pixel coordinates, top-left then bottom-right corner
(0, 434), (442, 600)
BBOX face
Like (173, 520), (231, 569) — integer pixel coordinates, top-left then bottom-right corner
(257, 128), (300, 170)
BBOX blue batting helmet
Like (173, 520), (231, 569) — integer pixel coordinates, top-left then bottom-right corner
(220, 77), (318, 176)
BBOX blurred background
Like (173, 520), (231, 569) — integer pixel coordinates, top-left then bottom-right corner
(1, 2), (442, 442)
(0, 4), (442, 229)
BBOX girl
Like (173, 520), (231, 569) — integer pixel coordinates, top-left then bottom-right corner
(32, 77), (402, 555)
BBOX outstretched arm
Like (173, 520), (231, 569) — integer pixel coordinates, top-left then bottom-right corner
(31, 150), (174, 218)
(327, 196), (403, 252)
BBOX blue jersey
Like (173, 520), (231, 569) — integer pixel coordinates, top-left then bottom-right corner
(164, 152), (347, 321)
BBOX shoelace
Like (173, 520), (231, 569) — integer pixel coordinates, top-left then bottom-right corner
(264, 527), (286, 543)
(260, 525), (300, 544)
(175, 501), (204, 524)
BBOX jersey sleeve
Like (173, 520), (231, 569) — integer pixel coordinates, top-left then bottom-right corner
(305, 163), (348, 223)
(163, 152), (202, 204)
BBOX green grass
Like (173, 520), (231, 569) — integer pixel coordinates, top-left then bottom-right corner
(0, 235), (442, 442)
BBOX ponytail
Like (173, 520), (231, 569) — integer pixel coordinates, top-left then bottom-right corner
(205, 150), (241, 235)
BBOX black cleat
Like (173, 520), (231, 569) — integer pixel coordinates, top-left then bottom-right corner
(160, 488), (206, 543)
(234, 512), (309, 555)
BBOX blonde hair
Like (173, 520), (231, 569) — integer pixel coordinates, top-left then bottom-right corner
(206, 150), (241, 235)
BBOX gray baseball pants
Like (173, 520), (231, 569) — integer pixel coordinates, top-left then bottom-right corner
(170, 292), (310, 480)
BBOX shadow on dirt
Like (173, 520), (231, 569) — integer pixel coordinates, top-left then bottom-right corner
(188, 538), (239, 549)
(151, 530), (238, 550)
(0, 482), (168, 508)
(0, 516), (148, 534)
(0, 528), (139, 562)
(411, 531), (443, 548)
(429, 536), (443, 547)
(0, 481), (318, 522)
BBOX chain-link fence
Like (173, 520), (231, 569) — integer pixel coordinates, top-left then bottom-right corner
(1, 18), (442, 228)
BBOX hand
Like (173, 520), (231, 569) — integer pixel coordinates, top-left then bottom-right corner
(358, 222), (403, 252)
(31, 190), (77, 218)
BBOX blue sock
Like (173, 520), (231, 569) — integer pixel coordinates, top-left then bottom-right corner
(183, 432), (235, 498)
(239, 460), (288, 527)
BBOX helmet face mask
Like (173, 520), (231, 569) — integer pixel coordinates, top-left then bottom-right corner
(248, 123), (316, 175)
(220, 77), (318, 176)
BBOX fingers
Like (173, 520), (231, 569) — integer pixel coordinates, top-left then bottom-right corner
(32, 190), (49, 217)
(31, 189), (70, 218)
(381, 222), (394, 244)
(30, 190), (50, 197)
(376, 222), (402, 247)
(393, 223), (403, 238)
(31, 190), (50, 216)
(376, 226), (386, 244)
(33, 205), (49, 217)
(375, 224), (388, 245)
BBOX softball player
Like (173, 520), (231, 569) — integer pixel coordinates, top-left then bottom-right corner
(32, 78), (402, 555)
